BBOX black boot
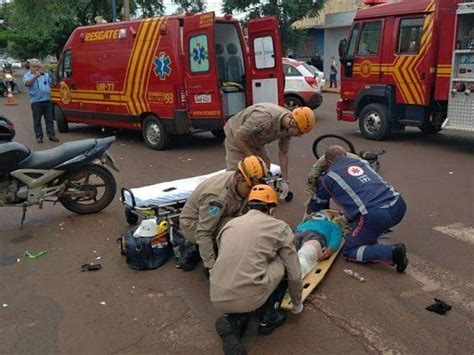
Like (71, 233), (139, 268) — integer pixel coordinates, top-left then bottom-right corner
(257, 279), (288, 336)
(215, 313), (249, 355)
(393, 243), (408, 273)
(177, 243), (200, 271)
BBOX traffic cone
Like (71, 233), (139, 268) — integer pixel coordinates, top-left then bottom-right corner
(6, 84), (17, 106)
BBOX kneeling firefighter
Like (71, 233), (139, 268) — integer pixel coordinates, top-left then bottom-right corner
(210, 185), (303, 355)
(178, 156), (269, 273)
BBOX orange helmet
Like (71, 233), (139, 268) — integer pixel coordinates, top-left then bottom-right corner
(248, 184), (278, 206)
(237, 155), (269, 186)
(292, 107), (316, 134)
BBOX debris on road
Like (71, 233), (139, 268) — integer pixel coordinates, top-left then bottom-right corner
(426, 298), (452, 315)
(2, 304), (8, 308)
(24, 250), (47, 259)
(81, 263), (102, 272)
(343, 269), (366, 282)
(100, 301), (106, 306)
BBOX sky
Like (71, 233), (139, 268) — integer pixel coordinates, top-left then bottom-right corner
(162, 0), (225, 16)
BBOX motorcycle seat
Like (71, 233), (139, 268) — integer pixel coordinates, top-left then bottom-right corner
(19, 139), (97, 170)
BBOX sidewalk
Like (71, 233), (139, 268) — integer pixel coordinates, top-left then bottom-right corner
(321, 83), (340, 94)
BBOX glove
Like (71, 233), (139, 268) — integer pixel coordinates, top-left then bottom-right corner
(279, 180), (289, 200)
(291, 302), (304, 314)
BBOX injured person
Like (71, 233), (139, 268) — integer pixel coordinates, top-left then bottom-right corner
(293, 211), (343, 279)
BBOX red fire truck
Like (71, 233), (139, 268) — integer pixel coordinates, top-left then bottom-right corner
(337, 0), (474, 140)
(52, 12), (284, 149)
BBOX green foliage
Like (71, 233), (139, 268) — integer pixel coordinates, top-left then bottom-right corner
(0, 0), (164, 60)
(223, 0), (325, 55)
(172, 0), (206, 14)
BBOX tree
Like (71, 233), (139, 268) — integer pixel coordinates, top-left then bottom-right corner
(172, 0), (206, 14)
(2, 0), (164, 60)
(223, 0), (325, 55)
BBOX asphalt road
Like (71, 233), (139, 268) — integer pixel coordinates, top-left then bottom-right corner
(0, 86), (473, 354)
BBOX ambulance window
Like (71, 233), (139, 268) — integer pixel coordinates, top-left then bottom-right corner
(189, 34), (210, 73)
(254, 36), (275, 69)
(347, 24), (360, 56)
(357, 21), (382, 56)
(58, 50), (72, 81)
(397, 18), (424, 55)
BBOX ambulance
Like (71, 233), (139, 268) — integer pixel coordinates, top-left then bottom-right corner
(52, 12), (284, 150)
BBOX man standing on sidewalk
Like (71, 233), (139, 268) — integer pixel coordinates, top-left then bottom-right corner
(23, 59), (59, 143)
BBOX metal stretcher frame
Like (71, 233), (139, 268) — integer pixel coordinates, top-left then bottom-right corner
(121, 187), (186, 225)
(120, 165), (291, 225)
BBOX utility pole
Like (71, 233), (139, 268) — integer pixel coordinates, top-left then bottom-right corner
(124, 0), (130, 20)
(111, 0), (117, 22)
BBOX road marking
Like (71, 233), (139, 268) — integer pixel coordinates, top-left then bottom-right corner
(433, 223), (474, 246)
(405, 253), (474, 314)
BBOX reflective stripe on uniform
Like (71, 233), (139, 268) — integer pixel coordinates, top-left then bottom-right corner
(311, 194), (329, 204)
(356, 245), (367, 261)
(327, 171), (368, 215)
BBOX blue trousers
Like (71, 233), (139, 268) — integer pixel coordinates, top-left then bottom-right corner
(343, 198), (406, 264)
(31, 100), (55, 139)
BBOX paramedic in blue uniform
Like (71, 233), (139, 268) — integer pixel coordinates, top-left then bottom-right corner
(23, 58), (59, 144)
(307, 146), (408, 273)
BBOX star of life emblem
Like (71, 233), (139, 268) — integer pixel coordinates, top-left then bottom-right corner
(348, 166), (364, 177)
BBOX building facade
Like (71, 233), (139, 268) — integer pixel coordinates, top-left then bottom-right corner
(292, 0), (367, 81)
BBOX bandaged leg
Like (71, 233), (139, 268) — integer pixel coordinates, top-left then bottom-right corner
(298, 240), (323, 279)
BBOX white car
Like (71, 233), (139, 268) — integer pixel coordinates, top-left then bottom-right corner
(307, 65), (326, 88)
(9, 60), (22, 69)
(283, 57), (323, 110)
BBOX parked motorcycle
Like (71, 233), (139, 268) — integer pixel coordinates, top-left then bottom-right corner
(0, 116), (119, 226)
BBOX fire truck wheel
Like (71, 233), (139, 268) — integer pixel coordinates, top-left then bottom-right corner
(358, 103), (391, 140)
(142, 115), (170, 150)
(54, 105), (69, 133)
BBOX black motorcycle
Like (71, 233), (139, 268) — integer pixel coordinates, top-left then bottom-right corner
(0, 116), (119, 226)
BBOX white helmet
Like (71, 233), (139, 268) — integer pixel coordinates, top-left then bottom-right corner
(133, 218), (157, 238)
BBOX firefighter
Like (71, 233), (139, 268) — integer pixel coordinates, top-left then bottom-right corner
(211, 185), (303, 355)
(307, 146), (408, 272)
(178, 155), (269, 273)
(223, 102), (316, 183)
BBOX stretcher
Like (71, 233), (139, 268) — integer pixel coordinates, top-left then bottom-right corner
(281, 211), (349, 311)
(121, 164), (285, 225)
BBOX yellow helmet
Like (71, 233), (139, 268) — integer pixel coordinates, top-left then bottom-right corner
(248, 184), (278, 205)
(292, 107), (316, 134)
(237, 155), (268, 186)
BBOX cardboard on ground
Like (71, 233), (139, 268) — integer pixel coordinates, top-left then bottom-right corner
(281, 241), (344, 310)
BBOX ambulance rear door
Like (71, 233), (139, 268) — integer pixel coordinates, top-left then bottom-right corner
(247, 16), (284, 106)
(183, 12), (223, 128)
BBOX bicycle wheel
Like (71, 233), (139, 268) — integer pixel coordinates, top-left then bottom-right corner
(312, 134), (356, 159)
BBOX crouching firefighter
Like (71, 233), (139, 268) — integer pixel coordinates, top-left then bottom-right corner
(210, 185), (303, 355)
(177, 156), (269, 273)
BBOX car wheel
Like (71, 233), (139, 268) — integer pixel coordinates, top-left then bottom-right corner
(284, 95), (303, 110)
(142, 115), (170, 150)
(358, 103), (391, 140)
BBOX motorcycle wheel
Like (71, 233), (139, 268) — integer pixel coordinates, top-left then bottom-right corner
(58, 165), (116, 214)
(312, 134), (356, 159)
